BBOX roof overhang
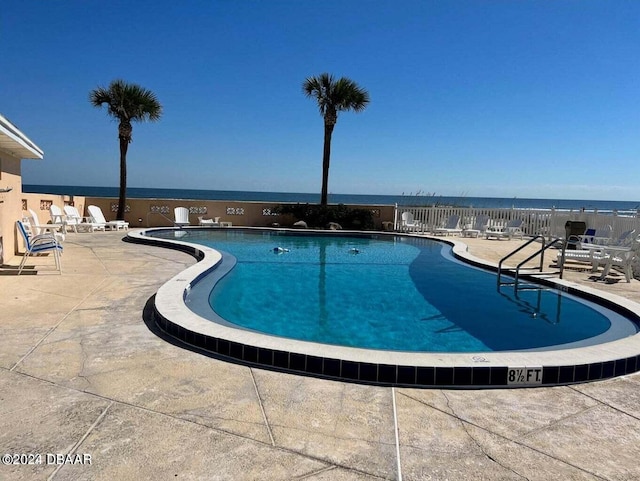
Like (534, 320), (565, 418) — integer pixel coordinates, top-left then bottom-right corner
(0, 113), (44, 160)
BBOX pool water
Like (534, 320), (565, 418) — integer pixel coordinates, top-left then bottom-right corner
(151, 230), (636, 352)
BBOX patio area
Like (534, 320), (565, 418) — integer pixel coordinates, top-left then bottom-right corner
(1, 231), (640, 480)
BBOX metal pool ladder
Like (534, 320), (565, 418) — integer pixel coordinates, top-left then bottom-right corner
(497, 235), (564, 291)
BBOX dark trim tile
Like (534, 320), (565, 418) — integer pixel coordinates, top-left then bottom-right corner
(306, 356), (323, 374)
(229, 342), (243, 360)
(588, 363), (602, 381)
(217, 339), (230, 357)
(626, 356), (638, 374)
(435, 367), (454, 386)
(559, 366), (574, 384)
(359, 363), (377, 382)
(177, 326), (187, 342)
(416, 367), (435, 386)
(574, 364), (589, 382)
(378, 364), (397, 384)
(204, 335), (217, 352)
(542, 366), (559, 385)
(490, 367), (508, 386)
(194, 333), (205, 348)
(342, 361), (359, 380)
(324, 358), (340, 378)
(397, 366), (416, 385)
(273, 350), (289, 369)
(290, 353), (306, 372)
(472, 367), (491, 386)
(454, 367), (472, 385)
(257, 347), (273, 365)
(244, 345), (258, 363)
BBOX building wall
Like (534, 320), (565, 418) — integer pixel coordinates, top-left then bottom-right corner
(0, 154), (24, 264)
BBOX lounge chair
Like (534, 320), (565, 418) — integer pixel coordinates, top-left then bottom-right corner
(462, 215), (489, 238)
(591, 240), (639, 283)
(49, 205), (67, 229)
(198, 216), (220, 227)
(27, 208), (65, 243)
(63, 205), (105, 232)
(16, 220), (63, 274)
(88, 205), (129, 231)
(558, 229), (636, 267)
(433, 215), (462, 236)
(400, 212), (423, 233)
(573, 225), (613, 247)
(485, 219), (524, 240)
(174, 207), (190, 227)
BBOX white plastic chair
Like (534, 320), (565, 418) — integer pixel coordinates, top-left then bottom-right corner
(485, 219), (524, 240)
(27, 208), (65, 243)
(88, 205), (129, 231)
(462, 215), (489, 238)
(16, 220), (63, 274)
(49, 205), (67, 230)
(63, 205), (105, 232)
(433, 215), (462, 236)
(400, 212), (422, 232)
(174, 207), (190, 227)
(591, 239), (640, 283)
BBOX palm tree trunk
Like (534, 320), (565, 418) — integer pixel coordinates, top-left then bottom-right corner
(321, 122), (334, 206)
(117, 136), (128, 221)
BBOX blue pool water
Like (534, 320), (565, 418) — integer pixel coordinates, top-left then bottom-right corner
(150, 230), (637, 352)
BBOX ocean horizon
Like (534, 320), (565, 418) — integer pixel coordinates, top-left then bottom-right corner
(23, 184), (640, 214)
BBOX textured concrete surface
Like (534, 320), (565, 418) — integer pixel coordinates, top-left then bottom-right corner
(1, 231), (640, 480)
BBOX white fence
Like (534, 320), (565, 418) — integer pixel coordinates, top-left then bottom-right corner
(394, 205), (640, 240)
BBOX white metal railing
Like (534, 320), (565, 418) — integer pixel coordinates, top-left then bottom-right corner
(394, 205), (640, 239)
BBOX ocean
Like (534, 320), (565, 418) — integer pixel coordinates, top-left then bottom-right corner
(23, 184), (640, 214)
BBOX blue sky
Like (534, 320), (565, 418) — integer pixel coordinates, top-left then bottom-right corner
(2, 0), (639, 200)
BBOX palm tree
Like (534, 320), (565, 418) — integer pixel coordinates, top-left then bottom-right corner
(89, 79), (162, 220)
(303, 73), (370, 206)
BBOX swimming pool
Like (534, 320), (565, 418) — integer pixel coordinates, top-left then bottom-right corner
(133, 228), (640, 388)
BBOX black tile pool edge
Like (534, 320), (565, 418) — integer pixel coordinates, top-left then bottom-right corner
(151, 304), (640, 388)
(129, 228), (640, 389)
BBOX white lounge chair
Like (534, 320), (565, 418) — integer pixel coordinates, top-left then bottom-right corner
(462, 215), (489, 238)
(88, 205), (129, 231)
(49, 205), (67, 229)
(27, 208), (65, 243)
(558, 229), (636, 268)
(400, 211), (422, 233)
(16, 220), (63, 274)
(433, 215), (462, 236)
(198, 216), (220, 227)
(63, 205), (105, 232)
(485, 219), (524, 240)
(174, 207), (190, 227)
(572, 225), (613, 248)
(592, 242), (638, 282)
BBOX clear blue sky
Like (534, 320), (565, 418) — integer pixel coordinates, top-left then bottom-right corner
(2, 0), (639, 200)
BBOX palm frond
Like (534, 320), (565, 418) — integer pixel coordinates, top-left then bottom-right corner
(89, 79), (162, 123)
(302, 73), (369, 119)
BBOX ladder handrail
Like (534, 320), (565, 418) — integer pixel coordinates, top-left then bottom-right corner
(514, 238), (564, 288)
(497, 235), (547, 286)
(146, 211), (175, 227)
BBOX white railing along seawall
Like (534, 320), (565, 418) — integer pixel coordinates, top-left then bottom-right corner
(394, 205), (640, 240)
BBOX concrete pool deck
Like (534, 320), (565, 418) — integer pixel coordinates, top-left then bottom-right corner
(2, 230), (640, 480)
